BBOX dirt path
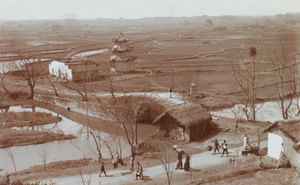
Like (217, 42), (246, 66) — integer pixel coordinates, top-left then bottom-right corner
(48, 142), (267, 185)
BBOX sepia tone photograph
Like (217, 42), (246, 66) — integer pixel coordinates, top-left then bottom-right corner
(0, 0), (299, 184)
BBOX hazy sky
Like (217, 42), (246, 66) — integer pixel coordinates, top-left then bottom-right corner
(0, 0), (299, 20)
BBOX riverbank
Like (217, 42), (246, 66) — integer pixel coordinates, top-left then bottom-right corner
(0, 112), (62, 128)
(0, 129), (75, 148)
(0, 110), (74, 148)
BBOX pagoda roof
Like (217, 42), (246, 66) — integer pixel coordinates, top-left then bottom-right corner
(112, 32), (129, 43)
(112, 45), (133, 52)
(110, 55), (137, 62)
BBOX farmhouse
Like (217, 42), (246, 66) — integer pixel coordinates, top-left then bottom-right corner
(110, 32), (137, 72)
(264, 118), (300, 169)
(49, 60), (72, 80)
(153, 105), (212, 141)
(49, 58), (105, 82)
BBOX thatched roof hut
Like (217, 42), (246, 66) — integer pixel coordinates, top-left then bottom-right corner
(153, 105), (212, 141)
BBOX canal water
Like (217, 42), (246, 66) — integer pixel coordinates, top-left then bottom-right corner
(211, 99), (300, 123)
(0, 106), (157, 175)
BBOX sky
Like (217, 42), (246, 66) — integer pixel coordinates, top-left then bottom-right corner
(0, 0), (299, 20)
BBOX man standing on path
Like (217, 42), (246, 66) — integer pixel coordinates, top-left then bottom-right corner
(221, 140), (229, 157)
(243, 134), (251, 150)
(212, 139), (220, 154)
(99, 162), (107, 177)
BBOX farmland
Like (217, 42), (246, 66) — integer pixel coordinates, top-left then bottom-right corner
(0, 16), (299, 184)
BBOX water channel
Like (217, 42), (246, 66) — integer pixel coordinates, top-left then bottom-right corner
(1, 48), (110, 73)
(0, 106), (158, 175)
(211, 99), (300, 123)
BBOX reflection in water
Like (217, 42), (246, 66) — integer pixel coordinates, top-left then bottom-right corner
(0, 106), (158, 175)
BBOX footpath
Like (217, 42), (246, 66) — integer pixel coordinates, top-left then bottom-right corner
(49, 142), (266, 185)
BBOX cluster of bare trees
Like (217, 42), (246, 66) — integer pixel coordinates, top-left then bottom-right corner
(268, 30), (299, 119)
(231, 28), (299, 121)
(231, 45), (264, 121)
(0, 51), (63, 100)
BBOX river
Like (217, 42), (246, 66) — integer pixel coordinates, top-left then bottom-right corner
(0, 106), (158, 175)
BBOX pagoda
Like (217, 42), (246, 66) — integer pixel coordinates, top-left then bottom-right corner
(110, 32), (137, 72)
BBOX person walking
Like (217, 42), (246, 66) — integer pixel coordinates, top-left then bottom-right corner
(213, 139), (220, 154)
(184, 153), (191, 171)
(175, 150), (183, 169)
(99, 162), (107, 177)
(243, 134), (252, 150)
(135, 162), (143, 180)
(221, 140), (229, 157)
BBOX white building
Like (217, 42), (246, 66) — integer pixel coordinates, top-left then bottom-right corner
(49, 60), (72, 80)
(264, 118), (300, 168)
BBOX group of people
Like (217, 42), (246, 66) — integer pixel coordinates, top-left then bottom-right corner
(212, 134), (253, 157)
(174, 146), (191, 171)
(212, 139), (229, 157)
(98, 158), (144, 180)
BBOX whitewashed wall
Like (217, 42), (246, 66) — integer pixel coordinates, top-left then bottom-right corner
(49, 60), (72, 80)
(267, 133), (283, 160)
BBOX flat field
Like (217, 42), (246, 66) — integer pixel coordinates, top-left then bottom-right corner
(0, 22), (299, 104)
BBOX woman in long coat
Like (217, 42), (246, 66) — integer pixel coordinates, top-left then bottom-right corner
(184, 154), (190, 171)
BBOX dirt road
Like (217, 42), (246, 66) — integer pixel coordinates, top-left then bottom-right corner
(48, 142), (267, 185)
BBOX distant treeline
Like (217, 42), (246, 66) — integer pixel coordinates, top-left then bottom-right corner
(0, 13), (299, 31)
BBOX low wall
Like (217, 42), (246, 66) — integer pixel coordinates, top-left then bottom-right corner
(34, 94), (108, 119)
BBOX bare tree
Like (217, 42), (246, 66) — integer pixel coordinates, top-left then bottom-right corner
(35, 143), (51, 171)
(92, 53), (117, 102)
(87, 126), (103, 163)
(0, 63), (12, 96)
(46, 74), (60, 97)
(157, 141), (176, 185)
(71, 139), (90, 165)
(231, 46), (264, 121)
(12, 52), (45, 99)
(69, 62), (94, 101)
(170, 65), (176, 91)
(77, 169), (93, 185)
(106, 96), (142, 162)
(109, 135), (127, 159)
(268, 29), (299, 119)
(5, 147), (17, 174)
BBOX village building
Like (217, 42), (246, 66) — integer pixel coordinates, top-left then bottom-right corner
(110, 32), (137, 72)
(264, 118), (300, 169)
(49, 60), (72, 80)
(152, 105), (212, 141)
(49, 57), (105, 82)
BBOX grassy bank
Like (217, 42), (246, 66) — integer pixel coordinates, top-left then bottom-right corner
(0, 112), (62, 128)
(0, 129), (75, 148)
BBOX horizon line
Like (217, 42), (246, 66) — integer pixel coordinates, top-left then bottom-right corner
(0, 13), (299, 22)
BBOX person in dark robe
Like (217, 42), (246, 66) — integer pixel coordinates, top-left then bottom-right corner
(213, 139), (220, 154)
(176, 150), (183, 169)
(99, 162), (107, 177)
(184, 154), (191, 171)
